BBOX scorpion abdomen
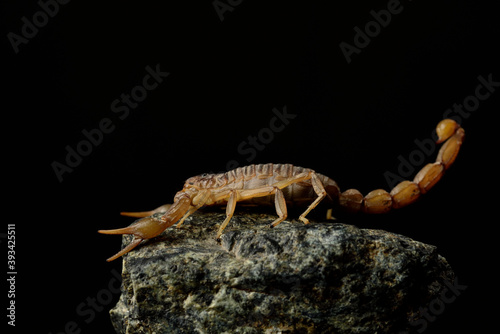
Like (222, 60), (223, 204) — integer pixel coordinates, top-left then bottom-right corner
(221, 163), (340, 207)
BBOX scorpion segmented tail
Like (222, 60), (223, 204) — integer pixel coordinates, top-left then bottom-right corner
(335, 119), (464, 214)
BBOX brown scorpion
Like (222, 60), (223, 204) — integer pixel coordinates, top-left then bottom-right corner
(99, 119), (464, 262)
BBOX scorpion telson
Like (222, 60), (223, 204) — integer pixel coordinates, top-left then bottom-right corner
(99, 119), (464, 262)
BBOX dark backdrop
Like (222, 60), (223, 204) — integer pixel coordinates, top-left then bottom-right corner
(4, 1), (498, 333)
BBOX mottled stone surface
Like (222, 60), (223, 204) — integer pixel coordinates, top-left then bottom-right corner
(110, 211), (454, 334)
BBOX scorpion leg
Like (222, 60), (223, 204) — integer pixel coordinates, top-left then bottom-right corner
(298, 173), (327, 224)
(269, 187), (288, 228)
(224, 186), (288, 232)
(216, 190), (238, 240)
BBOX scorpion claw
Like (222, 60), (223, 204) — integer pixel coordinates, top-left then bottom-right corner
(98, 225), (137, 235)
(120, 211), (153, 218)
(98, 217), (169, 261)
(103, 237), (143, 262)
(120, 204), (172, 218)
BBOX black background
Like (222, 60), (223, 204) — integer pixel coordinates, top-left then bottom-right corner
(3, 0), (498, 333)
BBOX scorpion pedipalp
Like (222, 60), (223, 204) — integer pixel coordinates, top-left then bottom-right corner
(120, 204), (172, 218)
(99, 235), (143, 262)
(99, 195), (192, 261)
(98, 217), (168, 262)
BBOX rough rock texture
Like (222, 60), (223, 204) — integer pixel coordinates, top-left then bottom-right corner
(109, 211), (454, 334)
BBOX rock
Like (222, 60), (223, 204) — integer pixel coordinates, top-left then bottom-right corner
(109, 211), (454, 334)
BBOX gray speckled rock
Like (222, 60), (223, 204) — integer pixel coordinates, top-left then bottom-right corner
(109, 211), (454, 334)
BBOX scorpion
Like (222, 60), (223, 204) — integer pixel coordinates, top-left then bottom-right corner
(99, 119), (464, 262)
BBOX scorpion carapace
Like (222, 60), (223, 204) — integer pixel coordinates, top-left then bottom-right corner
(99, 119), (464, 262)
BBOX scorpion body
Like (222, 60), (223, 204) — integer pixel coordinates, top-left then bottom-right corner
(99, 119), (464, 262)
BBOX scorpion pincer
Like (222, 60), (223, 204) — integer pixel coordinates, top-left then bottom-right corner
(99, 119), (464, 262)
